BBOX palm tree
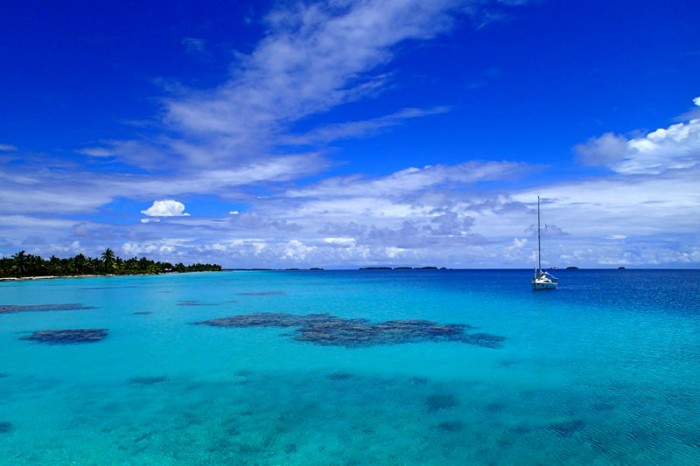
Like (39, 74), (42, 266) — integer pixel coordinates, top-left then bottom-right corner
(48, 255), (63, 275)
(74, 253), (87, 274)
(101, 248), (116, 273)
(12, 250), (28, 276)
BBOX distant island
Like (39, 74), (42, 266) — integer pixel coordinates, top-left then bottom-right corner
(359, 266), (445, 270)
(0, 249), (221, 279)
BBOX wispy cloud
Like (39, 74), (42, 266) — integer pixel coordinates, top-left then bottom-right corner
(87, 0), (470, 172)
(286, 160), (525, 199)
(0, 153), (328, 215)
(282, 106), (451, 146)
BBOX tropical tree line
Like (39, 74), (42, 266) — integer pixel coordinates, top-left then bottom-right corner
(0, 249), (222, 278)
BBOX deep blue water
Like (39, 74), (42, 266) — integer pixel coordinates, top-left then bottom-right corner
(0, 269), (699, 464)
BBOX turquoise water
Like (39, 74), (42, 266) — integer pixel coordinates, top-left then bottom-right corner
(1, 269), (699, 465)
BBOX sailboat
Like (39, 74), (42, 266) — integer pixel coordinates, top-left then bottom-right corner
(532, 196), (558, 290)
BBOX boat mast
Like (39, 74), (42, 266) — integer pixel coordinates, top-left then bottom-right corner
(537, 196), (542, 272)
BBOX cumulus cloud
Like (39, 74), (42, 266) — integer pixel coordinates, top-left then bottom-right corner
(323, 237), (356, 246)
(575, 99), (700, 174)
(141, 200), (190, 217)
(575, 132), (628, 166)
(283, 239), (316, 261)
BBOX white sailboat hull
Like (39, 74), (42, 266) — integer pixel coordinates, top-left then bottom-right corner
(532, 278), (558, 290)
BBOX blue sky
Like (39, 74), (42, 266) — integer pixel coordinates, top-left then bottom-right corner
(1, 0), (699, 268)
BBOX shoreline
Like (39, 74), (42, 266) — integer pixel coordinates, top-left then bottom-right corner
(0, 270), (222, 282)
(0, 275), (104, 282)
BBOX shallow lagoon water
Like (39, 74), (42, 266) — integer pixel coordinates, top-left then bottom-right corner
(1, 269), (699, 464)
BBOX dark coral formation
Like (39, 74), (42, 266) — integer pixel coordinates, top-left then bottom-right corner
(426, 393), (460, 412)
(20, 329), (109, 344)
(201, 313), (320, 328)
(177, 301), (218, 307)
(195, 312), (503, 348)
(548, 419), (585, 437)
(129, 376), (168, 385)
(0, 421), (12, 433)
(436, 420), (465, 432)
(0, 303), (95, 314)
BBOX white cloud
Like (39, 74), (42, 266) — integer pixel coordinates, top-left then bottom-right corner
(230, 212), (302, 232)
(79, 147), (115, 157)
(283, 239), (316, 260)
(512, 238), (527, 248)
(282, 107), (450, 145)
(115, 0), (470, 171)
(575, 132), (628, 166)
(287, 161), (524, 199)
(323, 237), (356, 246)
(121, 238), (192, 257)
(141, 200), (191, 217)
(0, 143), (17, 152)
(575, 99), (700, 174)
(385, 246), (407, 258)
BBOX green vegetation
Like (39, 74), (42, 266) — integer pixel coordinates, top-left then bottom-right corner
(0, 249), (221, 278)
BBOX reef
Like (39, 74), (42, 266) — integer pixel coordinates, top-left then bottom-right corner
(436, 420), (465, 432)
(0, 421), (12, 433)
(20, 329), (109, 344)
(426, 393), (460, 412)
(129, 376), (168, 385)
(547, 419), (585, 437)
(177, 301), (218, 307)
(195, 312), (504, 349)
(0, 303), (95, 314)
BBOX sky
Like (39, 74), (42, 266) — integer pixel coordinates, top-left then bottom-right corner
(1, 0), (699, 269)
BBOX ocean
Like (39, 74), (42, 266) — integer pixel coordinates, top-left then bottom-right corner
(1, 269), (699, 465)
